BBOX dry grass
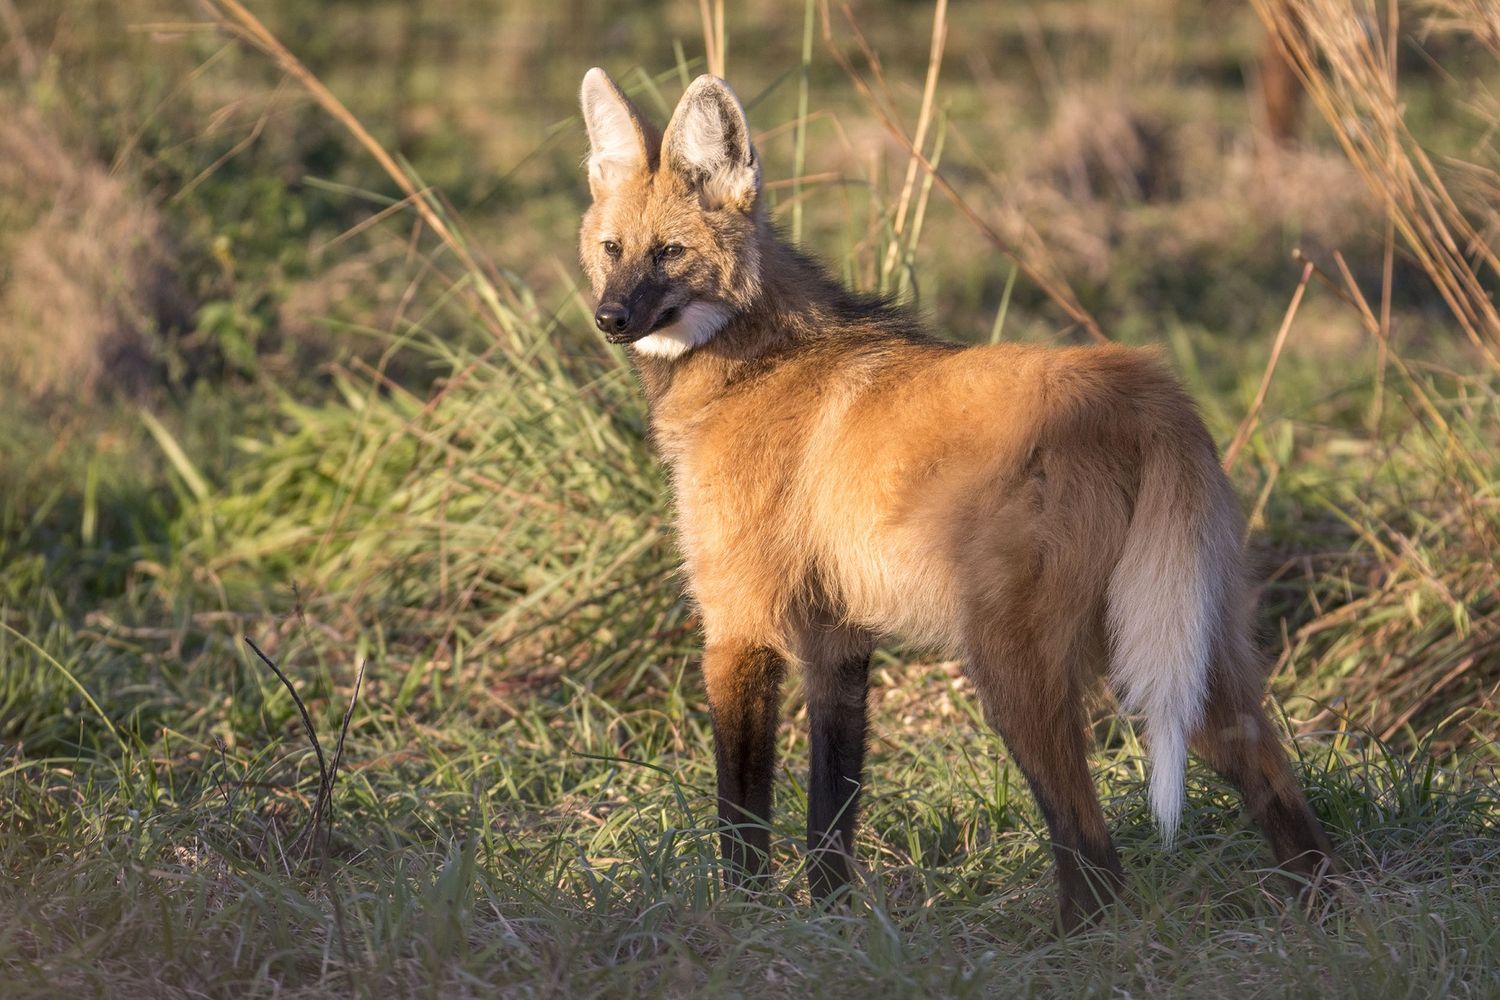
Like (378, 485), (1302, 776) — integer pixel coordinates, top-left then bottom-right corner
(1000, 97), (1379, 291)
(1032, 89), (1175, 205)
(1232, 0), (1500, 748)
(0, 106), (182, 399)
(1256, 0), (1500, 359)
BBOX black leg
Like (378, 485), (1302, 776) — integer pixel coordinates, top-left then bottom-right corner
(1192, 660), (1338, 891)
(805, 654), (870, 903)
(703, 642), (786, 890)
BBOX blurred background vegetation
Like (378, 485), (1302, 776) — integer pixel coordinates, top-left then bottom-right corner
(1, 1), (1498, 994)
(2, 0), (1495, 741)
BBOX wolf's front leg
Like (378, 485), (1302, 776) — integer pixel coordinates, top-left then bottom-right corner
(703, 641), (786, 891)
(804, 653), (871, 904)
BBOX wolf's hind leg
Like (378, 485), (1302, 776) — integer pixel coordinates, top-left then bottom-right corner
(966, 636), (1125, 933)
(1191, 642), (1337, 887)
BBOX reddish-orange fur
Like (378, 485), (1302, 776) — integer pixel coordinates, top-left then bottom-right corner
(577, 68), (1336, 930)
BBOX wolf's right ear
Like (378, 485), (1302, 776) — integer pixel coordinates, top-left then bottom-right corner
(580, 68), (654, 199)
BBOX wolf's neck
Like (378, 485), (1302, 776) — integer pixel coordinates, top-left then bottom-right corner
(631, 229), (893, 407)
(751, 236), (847, 319)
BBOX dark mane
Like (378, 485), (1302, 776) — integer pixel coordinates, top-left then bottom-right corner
(760, 227), (942, 349)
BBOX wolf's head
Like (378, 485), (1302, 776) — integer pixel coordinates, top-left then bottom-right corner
(578, 68), (763, 360)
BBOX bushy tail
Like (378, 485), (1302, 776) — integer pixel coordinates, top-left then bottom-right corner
(1105, 442), (1239, 845)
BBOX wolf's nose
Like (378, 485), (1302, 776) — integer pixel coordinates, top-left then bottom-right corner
(594, 303), (631, 335)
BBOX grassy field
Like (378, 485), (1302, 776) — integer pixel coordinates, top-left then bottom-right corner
(2, 0), (1499, 995)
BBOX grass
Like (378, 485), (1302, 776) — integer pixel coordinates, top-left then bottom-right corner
(4, 666), (1499, 996)
(2, 0), (1500, 995)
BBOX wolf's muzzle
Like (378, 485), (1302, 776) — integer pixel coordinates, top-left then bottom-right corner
(595, 301), (681, 344)
(595, 302), (631, 339)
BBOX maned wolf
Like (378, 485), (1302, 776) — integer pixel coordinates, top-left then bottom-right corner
(576, 67), (1335, 931)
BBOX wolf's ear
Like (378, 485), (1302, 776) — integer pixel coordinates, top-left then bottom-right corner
(580, 68), (653, 198)
(662, 75), (759, 212)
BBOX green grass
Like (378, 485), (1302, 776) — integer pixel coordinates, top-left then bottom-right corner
(4, 667), (1498, 997)
(3, 0), (1500, 995)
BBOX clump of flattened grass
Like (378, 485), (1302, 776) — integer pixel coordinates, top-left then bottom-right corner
(1263, 368), (1500, 749)
(0, 105), (185, 400)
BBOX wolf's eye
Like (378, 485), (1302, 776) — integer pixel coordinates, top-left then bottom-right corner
(602, 240), (622, 258)
(659, 244), (685, 260)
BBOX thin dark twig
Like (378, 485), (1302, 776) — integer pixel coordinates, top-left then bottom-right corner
(321, 657), (368, 985)
(245, 635), (330, 858)
(245, 620), (367, 876)
(213, 735), (237, 812)
(246, 635), (329, 786)
(285, 579), (338, 855)
(325, 658), (368, 835)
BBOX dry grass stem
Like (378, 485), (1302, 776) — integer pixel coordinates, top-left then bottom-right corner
(1254, 0), (1500, 365)
(1223, 260), (1314, 472)
(821, 1), (1109, 342)
(202, 0), (523, 343)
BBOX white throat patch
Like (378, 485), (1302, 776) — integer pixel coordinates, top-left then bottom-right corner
(630, 302), (734, 360)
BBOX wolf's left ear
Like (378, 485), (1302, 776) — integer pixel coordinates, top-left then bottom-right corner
(662, 75), (760, 212)
(581, 68), (655, 199)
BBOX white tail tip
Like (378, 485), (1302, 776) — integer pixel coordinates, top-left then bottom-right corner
(1150, 725), (1188, 847)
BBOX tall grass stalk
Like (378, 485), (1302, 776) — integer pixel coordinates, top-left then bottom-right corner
(1254, 0), (1500, 362)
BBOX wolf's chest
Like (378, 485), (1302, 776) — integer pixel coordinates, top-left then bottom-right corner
(657, 428), (814, 628)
